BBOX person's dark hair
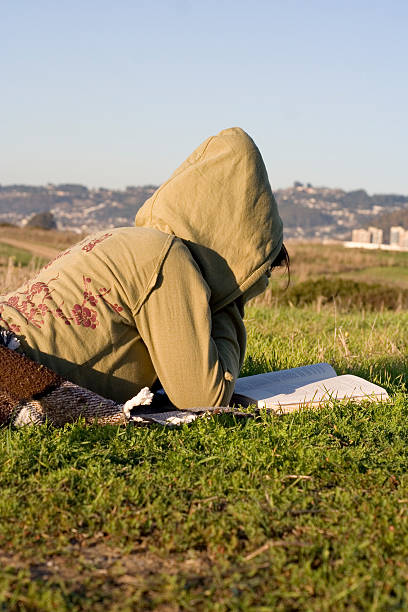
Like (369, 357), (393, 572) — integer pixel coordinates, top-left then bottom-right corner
(270, 243), (290, 287)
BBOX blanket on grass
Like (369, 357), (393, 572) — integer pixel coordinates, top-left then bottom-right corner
(0, 345), (250, 427)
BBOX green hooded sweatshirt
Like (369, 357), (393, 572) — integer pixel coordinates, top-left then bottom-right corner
(0, 128), (282, 408)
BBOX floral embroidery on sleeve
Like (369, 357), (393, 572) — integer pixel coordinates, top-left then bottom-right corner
(0, 274), (124, 331)
(81, 233), (112, 253)
(43, 248), (71, 270)
(0, 276), (58, 329)
(72, 304), (98, 329)
(0, 305), (21, 334)
(70, 276), (123, 330)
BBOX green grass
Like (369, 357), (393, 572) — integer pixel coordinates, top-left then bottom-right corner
(0, 242), (47, 268)
(1, 305), (408, 610)
(339, 266), (408, 288)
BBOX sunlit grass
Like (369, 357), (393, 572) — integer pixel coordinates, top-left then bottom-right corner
(244, 304), (408, 390)
(339, 265), (408, 288)
(0, 243), (46, 268)
(1, 238), (408, 609)
(1, 300), (408, 610)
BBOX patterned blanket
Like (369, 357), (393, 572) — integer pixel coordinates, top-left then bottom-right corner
(0, 329), (251, 427)
(0, 343), (251, 427)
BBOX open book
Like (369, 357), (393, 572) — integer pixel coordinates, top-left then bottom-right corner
(233, 362), (389, 413)
(129, 363), (388, 426)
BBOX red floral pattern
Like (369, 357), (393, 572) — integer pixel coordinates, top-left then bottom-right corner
(72, 304), (98, 329)
(0, 275), (58, 329)
(81, 233), (112, 253)
(0, 305), (21, 334)
(0, 274), (124, 331)
(0, 231), (119, 333)
(43, 248), (71, 270)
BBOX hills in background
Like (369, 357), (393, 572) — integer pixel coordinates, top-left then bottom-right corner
(1, 182), (408, 240)
(276, 184), (408, 241)
(0, 184), (156, 234)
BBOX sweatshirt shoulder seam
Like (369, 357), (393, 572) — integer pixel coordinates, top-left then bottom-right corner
(132, 233), (175, 314)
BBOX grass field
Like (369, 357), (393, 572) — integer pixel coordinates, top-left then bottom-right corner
(285, 242), (408, 285)
(0, 227), (83, 293)
(339, 266), (408, 289)
(0, 226), (84, 253)
(0, 243), (48, 269)
(0, 238), (408, 610)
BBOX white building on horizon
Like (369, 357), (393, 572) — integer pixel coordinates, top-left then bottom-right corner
(390, 226), (408, 248)
(347, 225), (408, 251)
(351, 226), (383, 245)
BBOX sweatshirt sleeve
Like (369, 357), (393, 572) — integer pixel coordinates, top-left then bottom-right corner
(133, 240), (246, 408)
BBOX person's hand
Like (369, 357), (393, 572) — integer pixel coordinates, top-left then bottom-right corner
(229, 392), (253, 408)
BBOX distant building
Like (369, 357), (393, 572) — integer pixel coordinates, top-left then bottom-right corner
(351, 227), (383, 244)
(390, 226), (402, 245)
(348, 224), (408, 251)
(351, 226), (383, 245)
(390, 226), (408, 248)
(352, 228), (371, 243)
(368, 226), (383, 245)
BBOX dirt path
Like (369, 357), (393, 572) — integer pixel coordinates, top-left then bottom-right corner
(0, 237), (59, 260)
(0, 542), (212, 607)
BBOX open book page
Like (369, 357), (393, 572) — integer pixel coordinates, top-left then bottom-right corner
(237, 373), (388, 413)
(234, 363), (337, 402)
(262, 375), (389, 412)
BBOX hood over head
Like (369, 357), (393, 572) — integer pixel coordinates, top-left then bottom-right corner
(135, 127), (283, 311)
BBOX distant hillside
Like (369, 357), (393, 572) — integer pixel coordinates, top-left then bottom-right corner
(273, 184), (408, 240)
(278, 202), (333, 230)
(0, 181), (407, 240)
(368, 208), (408, 242)
(0, 184), (156, 233)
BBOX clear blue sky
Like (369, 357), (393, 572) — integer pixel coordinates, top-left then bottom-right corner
(2, 0), (407, 193)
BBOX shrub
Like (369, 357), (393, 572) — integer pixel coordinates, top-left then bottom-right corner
(26, 211), (57, 230)
(279, 277), (408, 311)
